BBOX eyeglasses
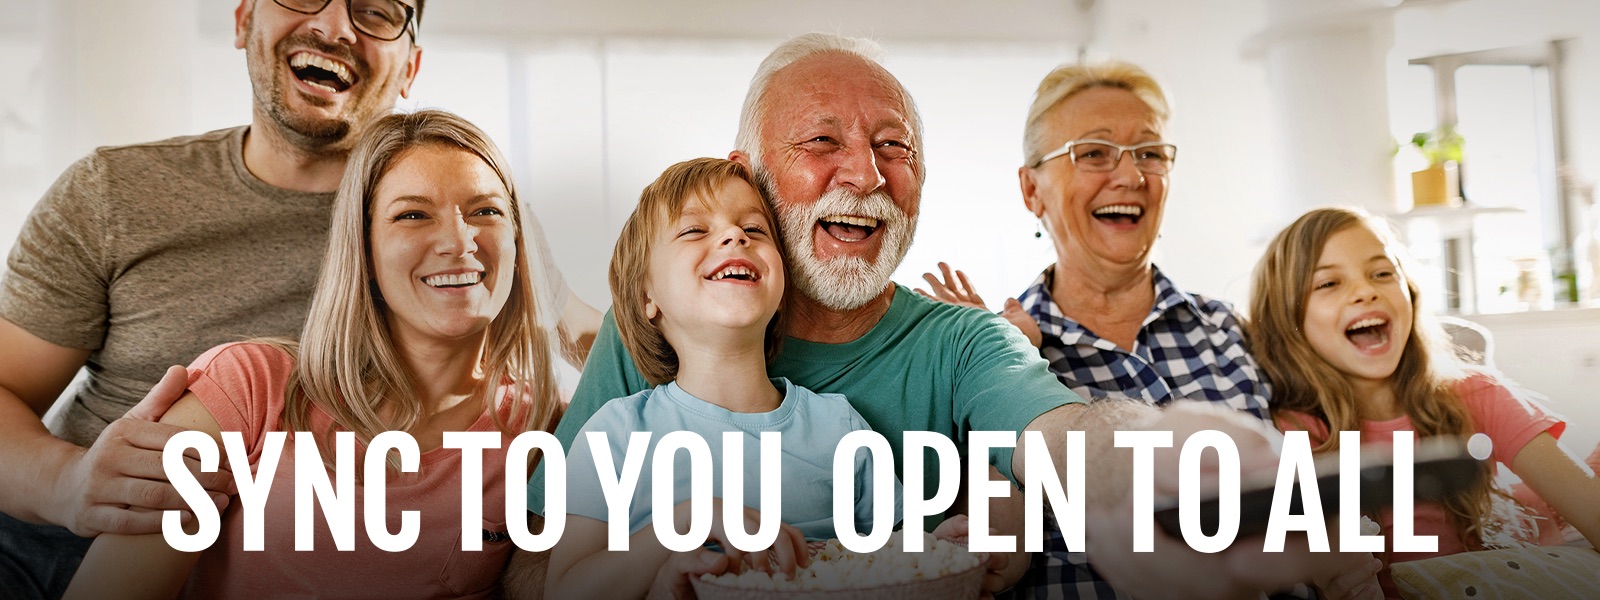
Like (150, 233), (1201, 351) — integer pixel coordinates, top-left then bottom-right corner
(273, 0), (417, 42)
(1031, 139), (1178, 174)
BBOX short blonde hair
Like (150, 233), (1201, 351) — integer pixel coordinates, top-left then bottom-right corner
(1022, 60), (1171, 166)
(610, 158), (788, 385)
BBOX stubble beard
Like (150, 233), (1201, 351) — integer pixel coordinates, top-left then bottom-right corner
(244, 18), (391, 151)
(755, 167), (917, 311)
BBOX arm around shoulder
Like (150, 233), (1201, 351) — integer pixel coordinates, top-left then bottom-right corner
(63, 392), (226, 600)
(0, 317), (92, 523)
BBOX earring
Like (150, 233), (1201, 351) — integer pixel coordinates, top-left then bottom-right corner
(1034, 221), (1043, 238)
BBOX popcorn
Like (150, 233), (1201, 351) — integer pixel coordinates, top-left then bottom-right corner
(1360, 516), (1382, 537)
(700, 532), (981, 591)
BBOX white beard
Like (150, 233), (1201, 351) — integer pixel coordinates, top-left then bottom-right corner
(768, 183), (917, 311)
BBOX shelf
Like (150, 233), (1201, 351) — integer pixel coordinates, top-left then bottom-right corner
(1383, 204), (1532, 315)
(1454, 303), (1600, 326)
(1384, 204), (1523, 223)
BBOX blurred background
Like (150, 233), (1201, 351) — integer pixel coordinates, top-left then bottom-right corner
(1, 0), (1598, 453)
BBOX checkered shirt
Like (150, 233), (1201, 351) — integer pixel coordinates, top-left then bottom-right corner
(1018, 265), (1269, 418)
(1008, 265), (1303, 599)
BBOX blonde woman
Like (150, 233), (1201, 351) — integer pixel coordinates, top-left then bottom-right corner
(64, 110), (561, 599)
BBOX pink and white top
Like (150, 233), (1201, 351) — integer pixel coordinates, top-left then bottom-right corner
(1276, 373), (1566, 598)
(179, 342), (522, 599)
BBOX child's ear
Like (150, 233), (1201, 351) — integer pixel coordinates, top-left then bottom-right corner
(644, 293), (660, 321)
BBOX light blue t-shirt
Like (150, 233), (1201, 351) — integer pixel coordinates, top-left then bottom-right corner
(563, 378), (903, 540)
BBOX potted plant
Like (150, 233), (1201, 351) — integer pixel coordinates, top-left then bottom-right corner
(1410, 126), (1464, 208)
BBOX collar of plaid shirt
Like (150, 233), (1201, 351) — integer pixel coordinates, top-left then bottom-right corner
(1015, 263), (1271, 418)
(1020, 264), (1203, 353)
(1009, 264), (1299, 599)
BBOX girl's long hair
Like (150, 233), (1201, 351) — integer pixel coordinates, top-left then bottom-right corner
(278, 110), (560, 464)
(1248, 206), (1525, 549)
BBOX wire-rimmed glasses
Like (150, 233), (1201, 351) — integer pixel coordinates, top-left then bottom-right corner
(1031, 139), (1178, 174)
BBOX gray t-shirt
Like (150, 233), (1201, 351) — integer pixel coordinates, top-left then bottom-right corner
(0, 126), (570, 447)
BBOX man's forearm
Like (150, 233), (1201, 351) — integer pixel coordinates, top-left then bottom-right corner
(0, 394), (77, 524)
(501, 514), (553, 599)
(1015, 400), (1161, 508)
(501, 547), (552, 600)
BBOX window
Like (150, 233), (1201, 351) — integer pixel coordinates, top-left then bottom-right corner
(1398, 41), (1581, 314)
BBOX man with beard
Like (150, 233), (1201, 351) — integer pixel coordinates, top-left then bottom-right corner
(524, 33), (1348, 599)
(0, 2), (590, 597)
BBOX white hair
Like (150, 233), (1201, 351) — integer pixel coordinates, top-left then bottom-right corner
(734, 32), (923, 172)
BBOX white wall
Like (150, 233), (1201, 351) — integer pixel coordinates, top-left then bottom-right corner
(1090, 0), (1276, 303)
(0, 37), (45, 260)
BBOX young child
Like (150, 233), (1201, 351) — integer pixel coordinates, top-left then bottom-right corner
(545, 158), (914, 598)
(1249, 206), (1600, 598)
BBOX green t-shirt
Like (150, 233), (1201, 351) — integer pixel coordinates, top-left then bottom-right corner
(529, 285), (1081, 529)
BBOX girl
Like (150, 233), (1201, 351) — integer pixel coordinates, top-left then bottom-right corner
(65, 110), (562, 598)
(1249, 206), (1600, 598)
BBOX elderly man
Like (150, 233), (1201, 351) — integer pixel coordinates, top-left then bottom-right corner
(0, 1), (595, 596)
(528, 33), (1339, 599)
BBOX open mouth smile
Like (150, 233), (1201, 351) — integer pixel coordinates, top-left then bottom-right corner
(818, 214), (880, 243)
(1092, 204), (1144, 226)
(706, 260), (761, 283)
(1344, 315), (1391, 352)
(289, 51), (358, 93)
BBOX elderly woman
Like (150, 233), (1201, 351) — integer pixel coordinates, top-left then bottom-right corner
(925, 61), (1268, 419)
(920, 61), (1298, 598)
(64, 110), (563, 599)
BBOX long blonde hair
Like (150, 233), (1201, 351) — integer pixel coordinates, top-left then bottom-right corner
(282, 110), (560, 458)
(1248, 206), (1520, 549)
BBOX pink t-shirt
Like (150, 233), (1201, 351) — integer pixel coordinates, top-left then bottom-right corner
(1276, 373), (1565, 598)
(179, 342), (518, 599)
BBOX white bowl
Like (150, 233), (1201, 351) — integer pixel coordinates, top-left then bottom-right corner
(689, 560), (985, 600)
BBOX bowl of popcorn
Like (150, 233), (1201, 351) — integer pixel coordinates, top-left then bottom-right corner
(691, 532), (984, 600)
